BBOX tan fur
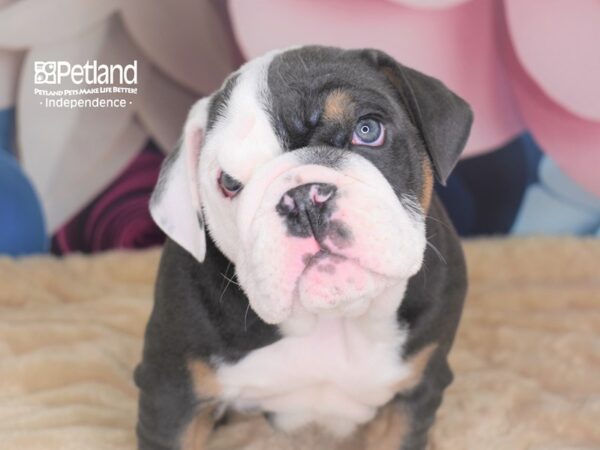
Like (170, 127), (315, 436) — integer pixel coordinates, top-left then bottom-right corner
(180, 360), (221, 449)
(0, 238), (599, 449)
(360, 403), (410, 450)
(394, 343), (437, 393)
(323, 89), (355, 123)
(188, 359), (221, 399)
(421, 158), (434, 213)
(180, 406), (215, 450)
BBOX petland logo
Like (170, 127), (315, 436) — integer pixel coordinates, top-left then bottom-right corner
(33, 60), (138, 109)
(34, 60), (138, 85)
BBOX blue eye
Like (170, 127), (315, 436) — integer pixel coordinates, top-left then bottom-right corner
(351, 118), (385, 146)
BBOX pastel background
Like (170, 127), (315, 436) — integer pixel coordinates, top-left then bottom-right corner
(0, 0), (598, 256)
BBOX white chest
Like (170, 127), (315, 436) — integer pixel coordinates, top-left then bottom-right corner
(216, 316), (411, 436)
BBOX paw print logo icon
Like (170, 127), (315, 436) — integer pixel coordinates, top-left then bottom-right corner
(34, 61), (57, 84)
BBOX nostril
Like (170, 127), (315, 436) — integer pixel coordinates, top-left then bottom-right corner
(282, 194), (295, 210)
(276, 182), (338, 238)
(310, 184), (336, 205)
(276, 193), (297, 216)
(276, 183), (337, 221)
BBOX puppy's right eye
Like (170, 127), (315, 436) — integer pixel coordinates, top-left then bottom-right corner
(218, 171), (243, 198)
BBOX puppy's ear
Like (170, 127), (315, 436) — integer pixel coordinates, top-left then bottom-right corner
(150, 98), (210, 262)
(363, 49), (473, 185)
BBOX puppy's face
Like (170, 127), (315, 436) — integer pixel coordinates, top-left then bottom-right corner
(151, 46), (472, 325)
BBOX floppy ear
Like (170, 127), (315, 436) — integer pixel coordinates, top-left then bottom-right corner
(149, 98), (210, 262)
(364, 50), (473, 185)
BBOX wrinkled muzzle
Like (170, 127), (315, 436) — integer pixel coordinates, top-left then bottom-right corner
(234, 149), (426, 324)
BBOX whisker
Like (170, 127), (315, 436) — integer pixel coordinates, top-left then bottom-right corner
(220, 273), (240, 287)
(218, 265), (240, 305)
(401, 194), (425, 222)
(426, 239), (447, 265)
(219, 262), (232, 291)
(424, 214), (452, 232)
(244, 301), (251, 332)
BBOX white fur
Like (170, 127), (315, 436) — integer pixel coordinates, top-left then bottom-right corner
(199, 50), (284, 262)
(217, 282), (411, 437)
(149, 97), (210, 262)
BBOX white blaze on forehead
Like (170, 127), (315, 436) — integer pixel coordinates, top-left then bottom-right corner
(198, 49), (284, 262)
(204, 49), (283, 182)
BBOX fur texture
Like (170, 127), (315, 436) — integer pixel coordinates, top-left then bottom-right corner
(0, 238), (598, 449)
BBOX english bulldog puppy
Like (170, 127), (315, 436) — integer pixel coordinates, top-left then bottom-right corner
(135, 46), (472, 450)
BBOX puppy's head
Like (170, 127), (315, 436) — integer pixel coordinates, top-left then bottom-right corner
(150, 46), (472, 325)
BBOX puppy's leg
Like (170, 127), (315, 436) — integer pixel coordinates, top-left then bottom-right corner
(359, 345), (448, 450)
(360, 402), (411, 450)
(135, 359), (219, 450)
(395, 357), (453, 450)
(178, 405), (217, 450)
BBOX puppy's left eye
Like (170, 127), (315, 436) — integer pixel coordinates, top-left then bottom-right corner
(218, 171), (243, 198)
(351, 118), (385, 147)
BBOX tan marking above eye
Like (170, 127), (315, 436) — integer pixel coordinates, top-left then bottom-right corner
(323, 89), (355, 123)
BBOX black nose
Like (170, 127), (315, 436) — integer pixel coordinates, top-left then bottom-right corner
(276, 183), (337, 238)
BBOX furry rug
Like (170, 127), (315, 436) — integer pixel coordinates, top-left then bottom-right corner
(0, 238), (599, 450)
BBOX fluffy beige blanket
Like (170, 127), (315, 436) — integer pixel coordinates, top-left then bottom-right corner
(1, 238), (599, 450)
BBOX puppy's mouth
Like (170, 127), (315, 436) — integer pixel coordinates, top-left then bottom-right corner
(291, 241), (392, 318)
(301, 248), (344, 270)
